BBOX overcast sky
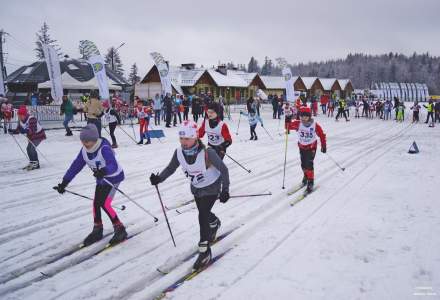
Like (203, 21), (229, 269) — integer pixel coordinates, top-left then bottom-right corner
(1, 0), (439, 77)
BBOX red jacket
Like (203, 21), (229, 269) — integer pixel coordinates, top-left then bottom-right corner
(288, 119), (326, 150)
(198, 119), (232, 145)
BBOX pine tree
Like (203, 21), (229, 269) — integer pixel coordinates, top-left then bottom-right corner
(128, 63), (141, 85)
(34, 22), (62, 60)
(261, 56), (274, 75)
(105, 47), (124, 76)
(247, 57), (260, 73)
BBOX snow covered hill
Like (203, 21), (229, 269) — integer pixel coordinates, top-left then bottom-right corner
(0, 106), (439, 300)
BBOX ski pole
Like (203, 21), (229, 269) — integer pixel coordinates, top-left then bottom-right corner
(118, 124), (139, 145)
(281, 129), (288, 189)
(235, 113), (241, 135)
(154, 184), (177, 247)
(225, 153), (251, 173)
(261, 125), (274, 140)
(326, 153), (346, 171)
(52, 187), (126, 210)
(102, 178), (159, 222)
(9, 133), (29, 160)
(229, 192), (272, 199)
(24, 135), (51, 165)
(130, 115), (137, 139)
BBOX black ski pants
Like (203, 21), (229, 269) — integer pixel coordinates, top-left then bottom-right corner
(195, 194), (218, 243)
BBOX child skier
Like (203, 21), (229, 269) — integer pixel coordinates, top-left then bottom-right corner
(397, 103), (405, 123)
(410, 101), (421, 123)
(9, 106), (46, 170)
(135, 100), (152, 144)
(1, 97), (13, 134)
(54, 124), (127, 246)
(102, 100), (121, 148)
(283, 102), (296, 134)
(198, 102), (232, 160)
(288, 107), (327, 193)
(240, 109), (264, 140)
(149, 120), (230, 270)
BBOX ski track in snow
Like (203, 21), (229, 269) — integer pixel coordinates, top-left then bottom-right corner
(1, 105), (438, 300)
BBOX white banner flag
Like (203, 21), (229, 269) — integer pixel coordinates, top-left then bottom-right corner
(88, 55), (110, 100)
(282, 67), (296, 103)
(0, 66), (5, 96)
(150, 52), (172, 95)
(42, 44), (63, 104)
(276, 58), (295, 102)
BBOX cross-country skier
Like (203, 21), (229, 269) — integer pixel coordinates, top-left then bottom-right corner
(54, 124), (127, 246)
(9, 106), (46, 170)
(1, 97), (13, 134)
(102, 100), (121, 148)
(149, 120), (230, 270)
(135, 100), (152, 144)
(287, 107), (327, 193)
(239, 109), (264, 140)
(410, 101), (421, 123)
(198, 102), (232, 159)
(335, 98), (350, 121)
(283, 101), (296, 134)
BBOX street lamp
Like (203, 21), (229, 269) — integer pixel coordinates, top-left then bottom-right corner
(111, 42), (125, 72)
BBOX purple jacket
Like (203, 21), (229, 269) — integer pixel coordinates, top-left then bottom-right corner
(63, 138), (124, 186)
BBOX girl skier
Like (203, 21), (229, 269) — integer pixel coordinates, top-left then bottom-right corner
(283, 101), (296, 134)
(149, 120), (230, 270)
(10, 106), (46, 170)
(288, 107), (327, 193)
(198, 102), (232, 160)
(102, 100), (121, 148)
(54, 124), (127, 246)
(135, 100), (152, 144)
(240, 109), (264, 140)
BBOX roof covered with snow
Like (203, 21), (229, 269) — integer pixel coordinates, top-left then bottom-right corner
(6, 59), (129, 86)
(319, 78), (338, 90)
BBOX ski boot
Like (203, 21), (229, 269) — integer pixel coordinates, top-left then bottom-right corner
(26, 161), (40, 171)
(83, 224), (103, 246)
(208, 218), (221, 243)
(193, 241), (212, 271)
(249, 136), (254, 140)
(137, 140), (143, 145)
(144, 139), (151, 145)
(254, 135), (258, 141)
(302, 175), (308, 187)
(111, 143), (118, 149)
(109, 224), (127, 245)
(306, 180), (314, 193)
(65, 130), (73, 136)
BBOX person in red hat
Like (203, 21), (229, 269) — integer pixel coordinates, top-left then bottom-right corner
(9, 105), (46, 170)
(287, 106), (326, 193)
(198, 102), (232, 160)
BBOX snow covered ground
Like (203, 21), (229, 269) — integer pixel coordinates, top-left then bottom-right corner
(0, 105), (439, 300)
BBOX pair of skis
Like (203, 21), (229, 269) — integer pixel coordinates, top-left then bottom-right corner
(287, 183), (318, 206)
(39, 230), (140, 278)
(155, 227), (238, 299)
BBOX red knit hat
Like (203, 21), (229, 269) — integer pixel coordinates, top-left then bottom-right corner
(17, 105), (28, 116)
(299, 106), (311, 116)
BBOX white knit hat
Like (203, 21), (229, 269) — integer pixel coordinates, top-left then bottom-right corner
(178, 120), (198, 138)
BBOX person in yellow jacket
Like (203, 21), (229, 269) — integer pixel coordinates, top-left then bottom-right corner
(84, 90), (104, 137)
(423, 99), (434, 126)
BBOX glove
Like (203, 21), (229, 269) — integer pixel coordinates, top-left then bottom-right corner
(150, 173), (161, 185)
(239, 111), (243, 115)
(321, 146), (327, 153)
(53, 181), (67, 194)
(93, 169), (106, 179)
(219, 191), (230, 203)
(261, 124), (264, 127)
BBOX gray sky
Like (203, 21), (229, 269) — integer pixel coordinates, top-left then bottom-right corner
(1, 0), (439, 78)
